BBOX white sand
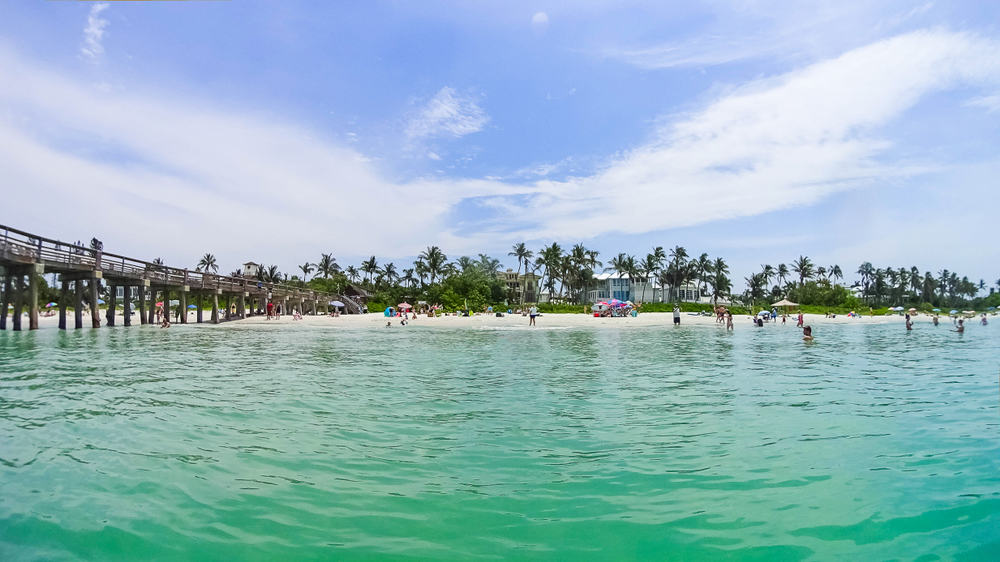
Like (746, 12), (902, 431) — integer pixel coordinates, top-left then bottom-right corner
(17, 309), (919, 330)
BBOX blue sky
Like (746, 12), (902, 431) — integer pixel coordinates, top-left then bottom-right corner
(1, 1), (999, 289)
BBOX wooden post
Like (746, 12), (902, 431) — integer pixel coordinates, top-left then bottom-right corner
(12, 270), (23, 331)
(28, 266), (40, 330)
(197, 294), (204, 323)
(0, 272), (10, 330)
(123, 285), (132, 327)
(147, 288), (156, 325)
(138, 284), (147, 325)
(211, 290), (219, 324)
(59, 279), (68, 330)
(162, 289), (169, 323)
(180, 287), (188, 324)
(106, 284), (116, 326)
(89, 278), (100, 328)
(240, 292), (246, 319)
(74, 280), (83, 329)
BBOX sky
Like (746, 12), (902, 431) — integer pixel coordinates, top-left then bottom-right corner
(1, 1), (999, 289)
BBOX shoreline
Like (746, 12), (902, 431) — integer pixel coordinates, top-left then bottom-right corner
(9, 310), (954, 331)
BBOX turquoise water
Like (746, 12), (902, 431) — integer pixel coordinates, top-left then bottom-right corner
(2, 321), (999, 560)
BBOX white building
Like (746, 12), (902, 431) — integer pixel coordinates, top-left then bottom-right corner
(586, 273), (705, 304)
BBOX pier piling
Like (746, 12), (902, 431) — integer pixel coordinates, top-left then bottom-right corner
(123, 285), (132, 327)
(1, 273), (10, 330)
(12, 270), (24, 331)
(74, 281), (83, 329)
(138, 284), (147, 325)
(89, 277), (100, 328)
(58, 279), (68, 330)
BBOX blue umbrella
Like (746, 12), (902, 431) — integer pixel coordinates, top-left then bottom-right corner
(97, 299), (106, 305)
(950, 309), (958, 315)
(932, 308), (941, 312)
(187, 304), (197, 309)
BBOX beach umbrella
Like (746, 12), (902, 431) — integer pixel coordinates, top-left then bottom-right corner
(187, 304), (197, 309)
(45, 302), (56, 308)
(169, 300), (179, 306)
(398, 302), (412, 309)
(330, 300), (345, 307)
(932, 308), (941, 312)
(949, 309), (958, 315)
(908, 308), (917, 312)
(771, 298), (798, 307)
(155, 301), (163, 307)
(97, 299), (106, 305)
(757, 310), (770, 316)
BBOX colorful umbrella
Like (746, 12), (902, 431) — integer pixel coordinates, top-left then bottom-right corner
(330, 300), (345, 307)
(398, 302), (412, 309)
(156, 301), (163, 307)
(187, 304), (197, 309)
(45, 302), (56, 308)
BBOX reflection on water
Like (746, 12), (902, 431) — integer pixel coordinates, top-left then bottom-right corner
(1, 321), (999, 559)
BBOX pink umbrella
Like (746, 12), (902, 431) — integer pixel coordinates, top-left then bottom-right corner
(398, 302), (412, 309)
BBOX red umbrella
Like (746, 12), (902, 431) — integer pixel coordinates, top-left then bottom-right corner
(398, 302), (412, 309)
(155, 301), (164, 307)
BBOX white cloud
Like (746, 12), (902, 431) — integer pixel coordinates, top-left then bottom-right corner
(531, 11), (549, 32)
(966, 94), (1000, 113)
(80, 3), (110, 62)
(405, 87), (489, 140)
(600, 1), (940, 69)
(1, 29), (999, 271)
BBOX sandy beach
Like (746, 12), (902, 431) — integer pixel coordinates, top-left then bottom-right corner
(18, 310), (930, 330)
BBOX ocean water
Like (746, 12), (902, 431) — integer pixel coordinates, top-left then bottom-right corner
(1, 320), (999, 560)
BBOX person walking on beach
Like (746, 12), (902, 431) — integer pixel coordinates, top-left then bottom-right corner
(673, 305), (681, 326)
(796, 312), (804, 328)
(529, 305), (538, 326)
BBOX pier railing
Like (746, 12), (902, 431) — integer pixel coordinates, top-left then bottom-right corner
(0, 223), (335, 301)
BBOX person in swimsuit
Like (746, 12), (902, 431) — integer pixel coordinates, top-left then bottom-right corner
(529, 305), (538, 326)
(802, 325), (813, 341)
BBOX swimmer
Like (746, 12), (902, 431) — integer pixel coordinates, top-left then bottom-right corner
(905, 314), (913, 331)
(954, 318), (964, 333)
(802, 325), (814, 341)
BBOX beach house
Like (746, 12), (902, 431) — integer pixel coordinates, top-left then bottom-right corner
(587, 273), (703, 303)
(498, 269), (541, 303)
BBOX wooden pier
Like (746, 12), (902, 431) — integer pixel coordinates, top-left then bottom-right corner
(0, 224), (354, 331)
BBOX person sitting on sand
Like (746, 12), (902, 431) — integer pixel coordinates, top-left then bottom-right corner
(802, 325), (813, 341)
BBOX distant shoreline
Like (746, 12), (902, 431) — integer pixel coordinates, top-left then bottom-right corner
(11, 310), (967, 331)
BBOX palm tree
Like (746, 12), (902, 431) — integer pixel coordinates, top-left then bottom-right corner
(197, 253), (219, 274)
(316, 253), (338, 278)
(345, 265), (360, 283)
(401, 268), (416, 289)
(792, 255), (814, 287)
(695, 253), (713, 299)
(830, 264), (843, 284)
(816, 266), (827, 282)
(419, 246), (447, 285)
(508, 242), (532, 277)
(667, 246), (688, 302)
(381, 262), (398, 286)
(298, 262), (314, 281)
(361, 256), (378, 286)
(477, 253), (502, 275)
(710, 257), (730, 307)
